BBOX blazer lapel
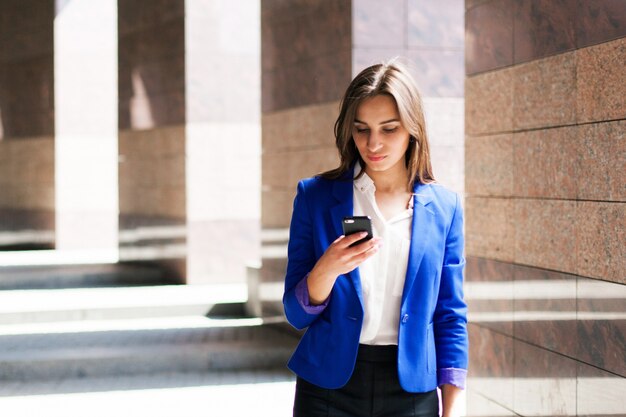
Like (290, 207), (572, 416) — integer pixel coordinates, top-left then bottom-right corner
(401, 183), (435, 307)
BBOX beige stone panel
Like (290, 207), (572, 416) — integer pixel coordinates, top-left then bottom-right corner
(0, 136), (54, 210)
(118, 185), (135, 213)
(465, 67), (514, 135)
(465, 134), (513, 197)
(577, 38), (626, 123)
(263, 146), (339, 191)
(577, 202), (625, 284)
(119, 126), (186, 218)
(158, 186), (186, 219)
(135, 186), (160, 217)
(262, 151), (289, 190)
(577, 120), (626, 202)
(466, 197), (515, 262)
(513, 125), (578, 199)
(262, 188), (295, 229)
(515, 199), (577, 274)
(262, 100), (339, 152)
(288, 146), (339, 186)
(513, 52), (577, 130)
(154, 155), (186, 187)
(153, 125), (185, 157)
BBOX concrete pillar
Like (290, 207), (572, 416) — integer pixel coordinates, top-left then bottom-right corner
(54, 0), (118, 253)
(185, 0), (260, 284)
(464, 1), (626, 415)
(118, 0), (187, 280)
(118, 0), (260, 284)
(0, 0), (56, 249)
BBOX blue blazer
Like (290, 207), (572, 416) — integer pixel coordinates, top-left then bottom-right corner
(283, 171), (468, 393)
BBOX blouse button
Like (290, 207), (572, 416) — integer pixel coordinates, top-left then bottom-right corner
(402, 314), (409, 323)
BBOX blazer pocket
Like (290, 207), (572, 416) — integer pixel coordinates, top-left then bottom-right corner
(427, 323), (436, 375)
(300, 318), (332, 367)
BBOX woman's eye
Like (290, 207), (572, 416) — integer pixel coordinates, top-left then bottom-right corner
(383, 127), (397, 133)
(356, 128), (369, 133)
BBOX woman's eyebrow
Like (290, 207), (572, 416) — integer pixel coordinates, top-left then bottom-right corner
(354, 118), (400, 124)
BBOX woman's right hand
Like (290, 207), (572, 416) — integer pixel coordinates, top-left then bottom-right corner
(306, 233), (382, 305)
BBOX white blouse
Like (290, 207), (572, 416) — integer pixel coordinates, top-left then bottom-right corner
(353, 166), (413, 345)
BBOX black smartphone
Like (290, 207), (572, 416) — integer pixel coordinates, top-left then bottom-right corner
(342, 216), (373, 247)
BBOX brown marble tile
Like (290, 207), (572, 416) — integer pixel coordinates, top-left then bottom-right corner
(465, 67), (514, 135)
(263, 49), (351, 113)
(577, 278), (626, 377)
(136, 19), (185, 62)
(576, 38), (626, 124)
(465, 0), (514, 75)
(577, 361), (626, 416)
(466, 133), (513, 197)
(576, 202), (626, 284)
(127, 58), (185, 98)
(514, 199), (577, 274)
(466, 0), (495, 10)
(407, 0), (464, 48)
(406, 49), (464, 97)
(468, 323), (514, 409)
(465, 197), (515, 262)
(261, 0), (351, 75)
(513, 0), (577, 64)
(0, 0), (53, 36)
(1, 54), (54, 138)
(117, 0), (184, 35)
(466, 257), (514, 335)
(262, 188), (296, 229)
(576, 0), (626, 49)
(512, 51), (576, 130)
(513, 341), (577, 416)
(512, 126), (578, 199)
(2, 29), (53, 63)
(353, 0), (405, 48)
(577, 120), (626, 202)
(513, 265), (578, 358)
(263, 1), (352, 110)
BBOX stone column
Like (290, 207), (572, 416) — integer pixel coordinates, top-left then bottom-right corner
(118, 0), (187, 280)
(0, 0), (56, 249)
(185, 0), (261, 284)
(118, 0), (261, 284)
(54, 0), (118, 253)
(464, 1), (625, 415)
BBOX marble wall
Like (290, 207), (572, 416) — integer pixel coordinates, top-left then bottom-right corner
(465, 1), (625, 415)
(0, 0), (55, 245)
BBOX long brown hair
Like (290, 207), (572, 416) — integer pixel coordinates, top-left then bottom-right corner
(321, 60), (435, 190)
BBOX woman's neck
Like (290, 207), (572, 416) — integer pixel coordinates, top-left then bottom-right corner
(364, 163), (410, 193)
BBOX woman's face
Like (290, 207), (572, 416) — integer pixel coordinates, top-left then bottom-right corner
(352, 94), (411, 175)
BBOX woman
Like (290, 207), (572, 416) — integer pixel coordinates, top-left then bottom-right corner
(283, 61), (468, 417)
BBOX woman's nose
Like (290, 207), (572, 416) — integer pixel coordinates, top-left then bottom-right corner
(367, 133), (383, 151)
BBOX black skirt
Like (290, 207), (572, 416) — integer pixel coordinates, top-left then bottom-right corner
(293, 344), (438, 417)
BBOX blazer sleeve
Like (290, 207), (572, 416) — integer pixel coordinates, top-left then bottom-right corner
(433, 192), (469, 372)
(283, 180), (324, 330)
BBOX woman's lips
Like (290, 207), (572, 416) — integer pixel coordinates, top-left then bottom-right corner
(367, 155), (386, 162)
